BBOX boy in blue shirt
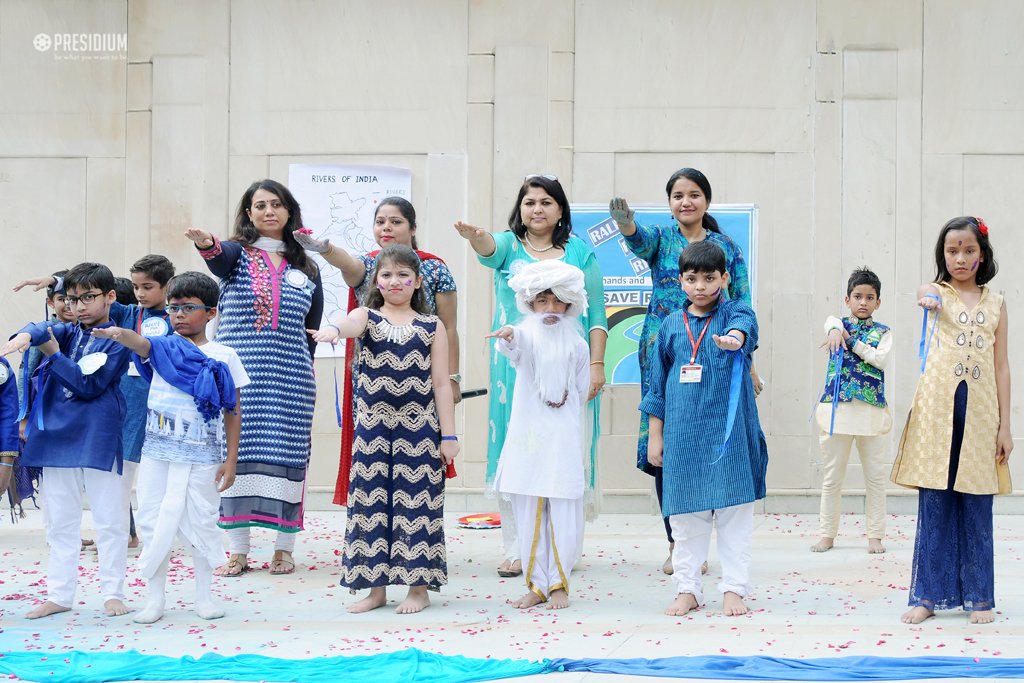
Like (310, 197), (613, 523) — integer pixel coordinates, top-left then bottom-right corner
(2, 263), (132, 619)
(640, 241), (768, 618)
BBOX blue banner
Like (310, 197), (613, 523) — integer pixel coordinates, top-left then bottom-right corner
(570, 204), (758, 385)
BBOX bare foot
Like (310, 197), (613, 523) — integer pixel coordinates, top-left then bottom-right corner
(810, 537), (834, 552)
(701, 560), (709, 575)
(104, 599), (131, 617)
(547, 589), (569, 610)
(25, 601), (71, 620)
(901, 606), (934, 624)
(970, 610), (995, 624)
(348, 587), (387, 614)
(510, 591), (545, 609)
(395, 586), (430, 614)
(723, 591), (749, 616)
(214, 554), (248, 577)
(664, 592), (699, 616)
(128, 536), (141, 549)
(868, 538), (886, 554)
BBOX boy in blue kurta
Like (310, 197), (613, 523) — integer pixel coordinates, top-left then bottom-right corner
(639, 241), (767, 618)
(1, 263), (132, 619)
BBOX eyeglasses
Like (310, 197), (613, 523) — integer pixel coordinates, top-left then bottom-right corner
(525, 174), (558, 182)
(65, 292), (104, 306)
(167, 304), (212, 314)
(251, 200), (285, 212)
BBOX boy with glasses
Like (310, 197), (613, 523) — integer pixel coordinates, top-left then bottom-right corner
(1, 262), (132, 619)
(92, 271), (247, 623)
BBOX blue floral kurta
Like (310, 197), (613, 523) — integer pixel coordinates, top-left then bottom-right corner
(637, 297), (767, 516)
(623, 225), (751, 473)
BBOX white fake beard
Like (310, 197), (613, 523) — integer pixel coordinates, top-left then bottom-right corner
(517, 312), (583, 407)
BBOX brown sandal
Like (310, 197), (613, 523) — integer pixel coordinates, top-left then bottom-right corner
(269, 550), (295, 575)
(497, 559), (522, 578)
(215, 553), (249, 577)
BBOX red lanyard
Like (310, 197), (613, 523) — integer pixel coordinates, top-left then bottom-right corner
(682, 310), (713, 365)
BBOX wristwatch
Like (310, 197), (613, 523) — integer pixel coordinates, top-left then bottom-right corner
(449, 373), (462, 383)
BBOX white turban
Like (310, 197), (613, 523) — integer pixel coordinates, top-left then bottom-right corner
(509, 260), (588, 317)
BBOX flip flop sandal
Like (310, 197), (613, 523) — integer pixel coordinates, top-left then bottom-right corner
(497, 560), (522, 578)
(269, 550), (295, 575)
(216, 554), (249, 577)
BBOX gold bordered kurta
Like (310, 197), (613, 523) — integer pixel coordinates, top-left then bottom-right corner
(891, 283), (1010, 494)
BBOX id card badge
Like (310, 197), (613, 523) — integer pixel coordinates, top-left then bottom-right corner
(679, 363), (703, 383)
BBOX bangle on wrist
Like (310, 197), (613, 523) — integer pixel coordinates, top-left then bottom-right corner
(449, 373), (462, 383)
(590, 360), (605, 366)
(440, 435), (458, 442)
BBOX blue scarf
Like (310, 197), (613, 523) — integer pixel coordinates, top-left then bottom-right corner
(134, 336), (237, 423)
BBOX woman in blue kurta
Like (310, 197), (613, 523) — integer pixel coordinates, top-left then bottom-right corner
(187, 179), (323, 577)
(610, 167), (755, 572)
(454, 175), (607, 576)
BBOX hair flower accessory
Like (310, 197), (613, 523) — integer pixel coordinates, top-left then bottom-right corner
(975, 217), (989, 236)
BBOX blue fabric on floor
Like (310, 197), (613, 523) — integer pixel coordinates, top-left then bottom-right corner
(0, 649), (552, 683)
(550, 655), (1024, 680)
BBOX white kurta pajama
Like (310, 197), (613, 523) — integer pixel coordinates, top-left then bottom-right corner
(493, 327), (590, 600)
(135, 340), (250, 578)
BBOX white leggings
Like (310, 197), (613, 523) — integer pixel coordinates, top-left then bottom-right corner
(225, 527), (296, 555)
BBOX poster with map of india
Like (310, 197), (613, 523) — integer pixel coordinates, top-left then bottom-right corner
(287, 164), (413, 357)
(570, 204), (758, 385)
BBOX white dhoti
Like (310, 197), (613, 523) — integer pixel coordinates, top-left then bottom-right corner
(135, 459), (224, 578)
(511, 494), (582, 600)
(669, 502), (754, 605)
(41, 465), (127, 607)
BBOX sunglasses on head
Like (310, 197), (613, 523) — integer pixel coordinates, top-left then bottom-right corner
(524, 174), (558, 182)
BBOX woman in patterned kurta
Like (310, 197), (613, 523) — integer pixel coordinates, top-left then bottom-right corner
(310, 245), (458, 615)
(187, 179), (323, 578)
(610, 168), (752, 571)
(295, 198), (459, 507)
(454, 175), (608, 575)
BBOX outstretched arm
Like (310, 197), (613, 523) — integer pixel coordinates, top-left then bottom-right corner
(308, 307), (370, 344)
(609, 197), (637, 237)
(89, 327), (152, 358)
(294, 232), (367, 287)
(453, 221), (496, 257)
(917, 283), (942, 310)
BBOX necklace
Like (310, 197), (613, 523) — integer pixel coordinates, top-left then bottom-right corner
(522, 233), (555, 253)
(376, 316), (416, 344)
